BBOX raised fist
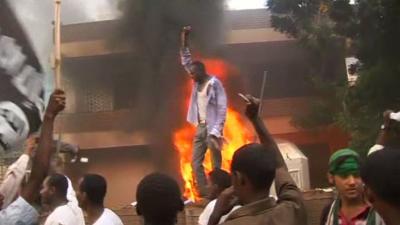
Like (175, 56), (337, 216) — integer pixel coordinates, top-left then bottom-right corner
(181, 26), (192, 35)
(45, 89), (66, 118)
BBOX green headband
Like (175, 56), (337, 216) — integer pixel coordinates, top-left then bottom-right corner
(329, 149), (360, 175)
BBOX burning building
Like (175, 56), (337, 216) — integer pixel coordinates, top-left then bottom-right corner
(56, 8), (348, 208)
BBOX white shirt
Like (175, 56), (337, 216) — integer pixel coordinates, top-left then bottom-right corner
(197, 79), (212, 124)
(44, 201), (85, 225)
(198, 199), (241, 225)
(0, 154), (30, 209)
(0, 196), (39, 225)
(93, 208), (124, 225)
(65, 176), (78, 206)
(390, 111), (400, 121)
(368, 144), (384, 155)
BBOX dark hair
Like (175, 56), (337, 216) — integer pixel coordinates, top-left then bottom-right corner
(231, 143), (276, 190)
(136, 173), (184, 225)
(80, 174), (107, 205)
(191, 60), (206, 73)
(361, 147), (400, 208)
(209, 168), (231, 190)
(47, 173), (68, 197)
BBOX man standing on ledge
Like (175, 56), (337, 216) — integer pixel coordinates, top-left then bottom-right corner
(180, 26), (227, 197)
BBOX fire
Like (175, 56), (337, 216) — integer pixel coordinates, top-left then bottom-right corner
(173, 58), (254, 201)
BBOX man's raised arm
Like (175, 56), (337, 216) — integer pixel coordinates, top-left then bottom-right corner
(244, 95), (285, 168)
(21, 89), (66, 204)
(244, 95), (305, 214)
(180, 26), (193, 73)
(368, 110), (396, 155)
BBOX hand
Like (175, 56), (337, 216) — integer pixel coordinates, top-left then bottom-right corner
(45, 89), (66, 119)
(211, 187), (237, 218)
(209, 135), (222, 151)
(181, 26), (192, 36)
(181, 26), (192, 47)
(244, 94), (261, 120)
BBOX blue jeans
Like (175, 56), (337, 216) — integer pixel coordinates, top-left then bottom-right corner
(192, 124), (222, 196)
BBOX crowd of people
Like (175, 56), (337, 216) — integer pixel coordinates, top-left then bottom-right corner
(0, 89), (398, 225)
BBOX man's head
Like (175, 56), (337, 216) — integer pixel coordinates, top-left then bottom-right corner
(136, 173), (184, 225)
(188, 61), (207, 82)
(40, 173), (68, 206)
(207, 168), (231, 200)
(328, 149), (363, 201)
(77, 174), (107, 210)
(231, 143), (276, 205)
(361, 148), (400, 217)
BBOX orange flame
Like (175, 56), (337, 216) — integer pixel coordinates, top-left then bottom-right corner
(173, 58), (254, 201)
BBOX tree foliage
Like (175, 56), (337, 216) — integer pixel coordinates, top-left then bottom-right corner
(268, 0), (400, 152)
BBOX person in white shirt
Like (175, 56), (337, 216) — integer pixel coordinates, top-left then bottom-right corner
(0, 136), (36, 209)
(40, 173), (85, 225)
(77, 174), (124, 225)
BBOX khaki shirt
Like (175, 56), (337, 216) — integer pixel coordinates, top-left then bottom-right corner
(222, 169), (307, 225)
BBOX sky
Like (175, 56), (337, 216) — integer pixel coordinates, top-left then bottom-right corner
(227, 0), (267, 10)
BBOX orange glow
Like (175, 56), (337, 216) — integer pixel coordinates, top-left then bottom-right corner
(173, 59), (253, 201)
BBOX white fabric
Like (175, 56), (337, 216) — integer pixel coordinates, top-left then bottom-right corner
(0, 154), (29, 209)
(390, 112), (400, 121)
(197, 79), (212, 124)
(368, 144), (384, 156)
(44, 201), (85, 225)
(65, 176), (79, 206)
(198, 199), (241, 225)
(0, 196), (39, 225)
(93, 208), (124, 225)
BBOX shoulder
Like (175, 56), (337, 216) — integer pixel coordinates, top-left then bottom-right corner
(50, 205), (68, 215)
(209, 77), (225, 90)
(320, 201), (334, 225)
(198, 200), (217, 225)
(47, 205), (70, 220)
(210, 76), (222, 85)
(204, 199), (217, 210)
(94, 209), (123, 225)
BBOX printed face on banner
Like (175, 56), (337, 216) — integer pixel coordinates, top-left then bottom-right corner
(0, 5), (45, 152)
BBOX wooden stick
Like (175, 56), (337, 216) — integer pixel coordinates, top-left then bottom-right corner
(54, 0), (62, 89)
(258, 71), (267, 117)
(54, 0), (62, 154)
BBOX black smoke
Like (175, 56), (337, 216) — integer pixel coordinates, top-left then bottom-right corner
(115, 0), (226, 171)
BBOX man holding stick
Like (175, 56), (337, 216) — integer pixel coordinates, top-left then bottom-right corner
(180, 26), (227, 197)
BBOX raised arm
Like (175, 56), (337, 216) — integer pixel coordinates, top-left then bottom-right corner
(245, 95), (304, 211)
(244, 95), (285, 168)
(180, 26), (193, 73)
(369, 110), (394, 155)
(207, 96), (305, 225)
(0, 138), (35, 209)
(21, 89), (66, 204)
